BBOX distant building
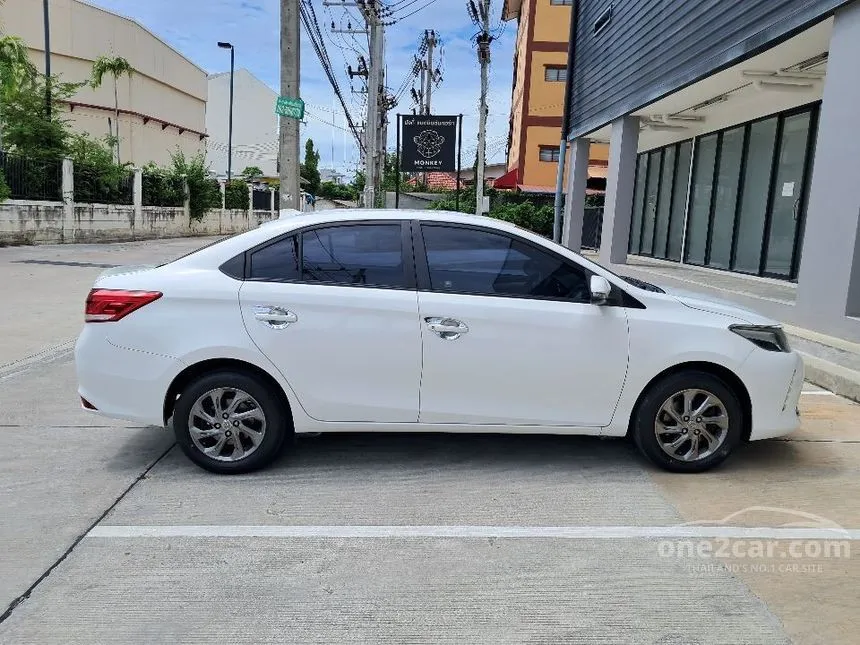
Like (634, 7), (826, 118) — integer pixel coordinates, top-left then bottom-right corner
(320, 168), (347, 185)
(207, 69), (279, 178)
(500, 0), (609, 192)
(1, 0), (207, 165)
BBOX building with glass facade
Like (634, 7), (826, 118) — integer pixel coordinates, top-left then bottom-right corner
(560, 0), (860, 338)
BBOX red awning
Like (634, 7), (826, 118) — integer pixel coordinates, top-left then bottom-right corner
(492, 167), (518, 189)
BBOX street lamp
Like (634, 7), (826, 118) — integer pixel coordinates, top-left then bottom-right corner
(217, 41), (235, 181)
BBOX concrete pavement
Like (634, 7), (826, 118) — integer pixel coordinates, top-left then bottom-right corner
(0, 238), (858, 644)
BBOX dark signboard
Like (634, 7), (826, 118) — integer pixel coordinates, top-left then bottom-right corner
(400, 115), (458, 172)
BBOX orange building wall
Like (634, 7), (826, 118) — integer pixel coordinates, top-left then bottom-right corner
(505, 0), (609, 190)
(506, 5), (532, 172)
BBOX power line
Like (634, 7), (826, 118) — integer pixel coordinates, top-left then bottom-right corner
(300, 0), (364, 151)
(391, 0), (442, 22)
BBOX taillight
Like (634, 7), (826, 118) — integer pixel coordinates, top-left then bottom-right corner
(85, 289), (162, 322)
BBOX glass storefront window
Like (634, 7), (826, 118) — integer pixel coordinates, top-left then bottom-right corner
(653, 145), (676, 259)
(708, 127), (745, 269)
(733, 118), (778, 274)
(629, 155), (647, 254)
(667, 141), (692, 262)
(764, 112), (813, 277)
(684, 135), (718, 265)
(640, 150), (661, 255)
(623, 103), (815, 280)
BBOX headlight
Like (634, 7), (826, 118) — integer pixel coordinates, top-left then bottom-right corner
(729, 324), (790, 352)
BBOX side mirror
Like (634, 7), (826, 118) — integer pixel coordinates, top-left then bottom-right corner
(590, 275), (611, 305)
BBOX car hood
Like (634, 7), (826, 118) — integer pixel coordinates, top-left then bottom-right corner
(662, 287), (778, 325)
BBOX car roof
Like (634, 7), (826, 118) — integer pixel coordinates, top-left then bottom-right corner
(175, 209), (526, 268)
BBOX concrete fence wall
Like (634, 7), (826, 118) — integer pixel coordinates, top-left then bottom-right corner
(0, 158), (279, 245)
(0, 199), (277, 245)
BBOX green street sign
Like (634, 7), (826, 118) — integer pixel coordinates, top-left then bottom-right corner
(276, 96), (305, 120)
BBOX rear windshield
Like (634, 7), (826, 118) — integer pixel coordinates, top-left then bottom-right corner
(156, 232), (244, 267)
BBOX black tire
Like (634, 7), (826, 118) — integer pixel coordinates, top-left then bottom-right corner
(632, 370), (743, 473)
(173, 370), (290, 474)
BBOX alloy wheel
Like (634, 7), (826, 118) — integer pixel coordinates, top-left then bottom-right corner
(654, 388), (729, 462)
(188, 387), (267, 462)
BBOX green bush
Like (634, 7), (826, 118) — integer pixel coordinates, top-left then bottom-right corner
(142, 163), (184, 207)
(225, 179), (248, 210)
(169, 150), (221, 220)
(489, 202), (555, 238)
(0, 172), (10, 203)
(68, 133), (132, 204)
(317, 180), (356, 201)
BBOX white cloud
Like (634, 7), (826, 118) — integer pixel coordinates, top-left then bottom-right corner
(86, 0), (518, 175)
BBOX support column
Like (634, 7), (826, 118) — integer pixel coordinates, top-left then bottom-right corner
(61, 158), (74, 243)
(132, 167), (142, 240)
(218, 179), (226, 235)
(561, 138), (590, 252)
(598, 116), (639, 266)
(796, 1), (860, 323)
(182, 176), (190, 221)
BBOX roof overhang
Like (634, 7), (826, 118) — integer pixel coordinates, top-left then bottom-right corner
(502, 0), (524, 21)
(581, 18), (831, 151)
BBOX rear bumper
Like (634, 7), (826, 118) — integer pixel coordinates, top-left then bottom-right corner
(739, 349), (804, 441)
(75, 326), (182, 426)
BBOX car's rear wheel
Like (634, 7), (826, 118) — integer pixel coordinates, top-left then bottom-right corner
(633, 370), (743, 473)
(173, 370), (290, 474)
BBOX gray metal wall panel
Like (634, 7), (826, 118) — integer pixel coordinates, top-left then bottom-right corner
(569, 0), (851, 138)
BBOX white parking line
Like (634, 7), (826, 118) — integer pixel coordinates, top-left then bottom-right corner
(86, 525), (860, 540)
(801, 391), (836, 396)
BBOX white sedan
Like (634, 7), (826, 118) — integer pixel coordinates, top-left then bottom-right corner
(75, 210), (803, 474)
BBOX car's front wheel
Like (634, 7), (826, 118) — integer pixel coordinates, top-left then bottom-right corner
(173, 370), (290, 474)
(633, 370), (743, 473)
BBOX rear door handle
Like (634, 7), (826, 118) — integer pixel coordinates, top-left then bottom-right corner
(254, 305), (298, 329)
(425, 317), (469, 340)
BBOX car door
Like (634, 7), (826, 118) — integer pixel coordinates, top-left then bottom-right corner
(415, 222), (629, 427)
(239, 220), (421, 423)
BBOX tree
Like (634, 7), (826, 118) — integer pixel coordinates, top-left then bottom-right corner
(0, 73), (81, 159)
(90, 56), (134, 163)
(300, 139), (320, 194)
(0, 33), (37, 149)
(241, 166), (264, 182)
(0, 35), (36, 101)
(381, 152), (406, 191)
(168, 149), (222, 220)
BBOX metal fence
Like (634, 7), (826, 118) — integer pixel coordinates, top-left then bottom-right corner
(142, 171), (184, 207)
(74, 164), (134, 205)
(582, 207), (604, 250)
(0, 151), (63, 201)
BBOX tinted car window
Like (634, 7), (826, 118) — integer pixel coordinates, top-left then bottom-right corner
(249, 235), (300, 281)
(302, 224), (406, 288)
(421, 225), (590, 301)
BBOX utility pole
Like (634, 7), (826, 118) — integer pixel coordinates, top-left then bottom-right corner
(43, 0), (51, 118)
(424, 30), (436, 115)
(474, 0), (492, 215)
(279, 0), (301, 210)
(362, 0), (384, 208)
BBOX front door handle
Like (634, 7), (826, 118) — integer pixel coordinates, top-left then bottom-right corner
(425, 317), (469, 340)
(254, 305), (298, 329)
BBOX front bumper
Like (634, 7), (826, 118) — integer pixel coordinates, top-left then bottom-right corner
(75, 326), (182, 427)
(738, 348), (804, 441)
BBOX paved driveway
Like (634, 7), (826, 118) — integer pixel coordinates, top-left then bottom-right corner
(0, 239), (857, 644)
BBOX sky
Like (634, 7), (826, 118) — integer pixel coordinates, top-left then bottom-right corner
(88, 0), (517, 176)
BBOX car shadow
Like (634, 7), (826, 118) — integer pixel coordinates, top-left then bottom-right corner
(269, 432), (643, 474)
(103, 426), (175, 473)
